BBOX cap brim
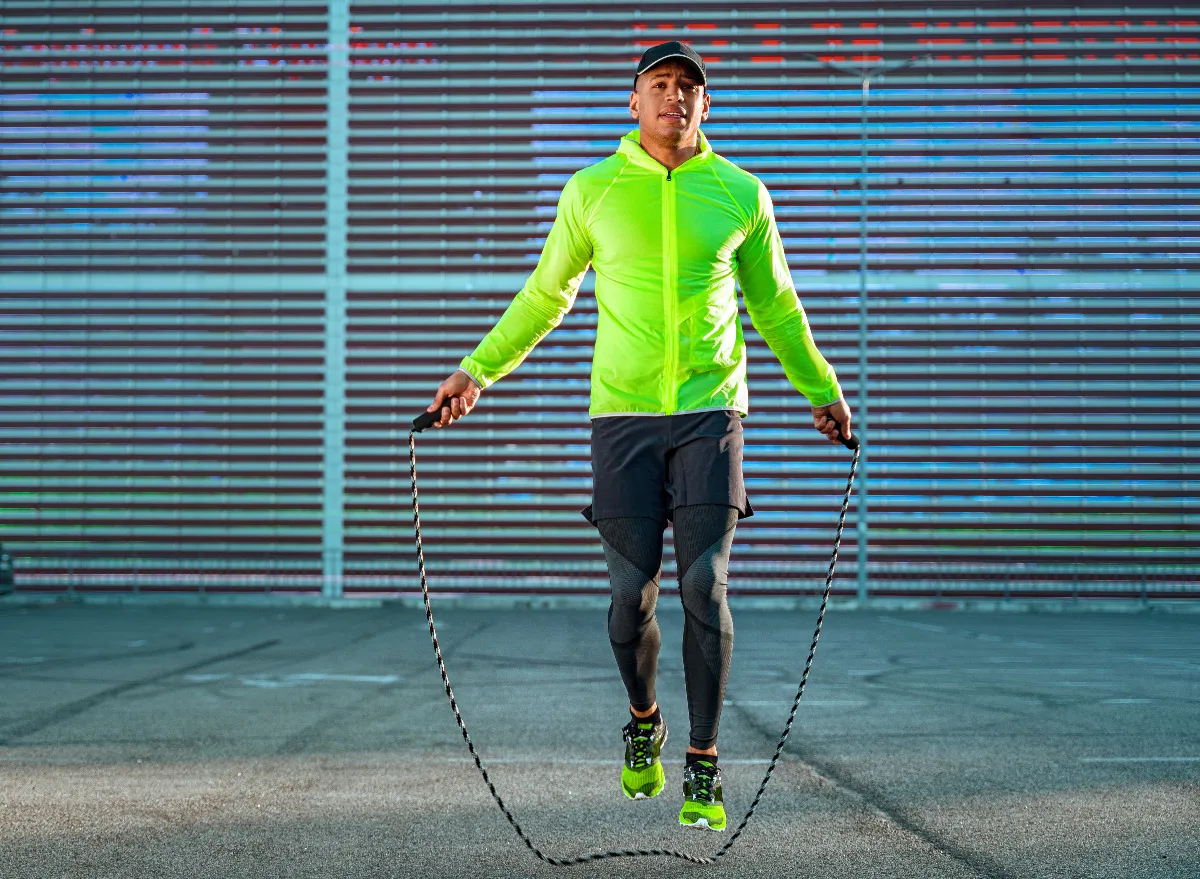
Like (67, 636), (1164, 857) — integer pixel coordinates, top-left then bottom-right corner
(635, 55), (707, 85)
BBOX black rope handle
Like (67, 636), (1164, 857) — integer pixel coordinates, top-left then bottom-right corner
(409, 412), (860, 865)
(412, 409), (441, 433)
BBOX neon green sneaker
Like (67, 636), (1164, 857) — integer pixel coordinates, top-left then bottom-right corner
(620, 715), (668, 800)
(679, 759), (726, 831)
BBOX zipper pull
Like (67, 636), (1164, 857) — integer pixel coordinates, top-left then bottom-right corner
(666, 169), (672, 181)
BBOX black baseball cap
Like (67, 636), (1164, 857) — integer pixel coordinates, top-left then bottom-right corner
(634, 40), (707, 87)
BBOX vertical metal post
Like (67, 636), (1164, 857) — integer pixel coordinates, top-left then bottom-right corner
(799, 52), (934, 604)
(322, 0), (350, 599)
(856, 77), (871, 602)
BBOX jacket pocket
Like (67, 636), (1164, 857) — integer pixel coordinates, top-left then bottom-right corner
(684, 302), (741, 369)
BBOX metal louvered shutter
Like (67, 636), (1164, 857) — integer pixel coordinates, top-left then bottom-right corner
(344, 3), (1197, 600)
(2, 2), (1196, 600)
(1, 2), (332, 594)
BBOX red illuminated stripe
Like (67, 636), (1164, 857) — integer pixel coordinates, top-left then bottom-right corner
(751, 55), (785, 63)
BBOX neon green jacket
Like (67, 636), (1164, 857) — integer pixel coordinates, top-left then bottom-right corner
(460, 129), (842, 417)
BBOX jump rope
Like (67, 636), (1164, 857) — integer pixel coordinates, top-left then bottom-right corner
(409, 406), (860, 865)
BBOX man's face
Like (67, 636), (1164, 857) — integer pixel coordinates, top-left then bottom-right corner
(629, 60), (710, 144)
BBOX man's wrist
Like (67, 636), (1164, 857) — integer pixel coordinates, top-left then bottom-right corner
(456, 366), (483, 389)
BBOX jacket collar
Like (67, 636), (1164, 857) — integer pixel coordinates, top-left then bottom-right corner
(618, 128), (712, 175)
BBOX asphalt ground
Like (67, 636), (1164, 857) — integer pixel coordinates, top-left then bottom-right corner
(0, 602), (1197, 879)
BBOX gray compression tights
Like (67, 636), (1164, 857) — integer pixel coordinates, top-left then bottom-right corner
(596, 504), (738, 750)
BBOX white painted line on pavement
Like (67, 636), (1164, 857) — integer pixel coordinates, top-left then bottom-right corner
(1132, 656), (1200, 672)
(878, 617), (946, 633)
(1080, 757), (1200, 763)
(287, 673), (401, 683)
(183, 672), (400, 687)
(418, 757), (775, 765)
(725, 699), (869, 707)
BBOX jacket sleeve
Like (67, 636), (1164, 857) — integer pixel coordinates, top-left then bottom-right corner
(458, 174), (592, 389)
(736, 180), (843, 408)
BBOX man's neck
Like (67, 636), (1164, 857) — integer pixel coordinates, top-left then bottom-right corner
(637, 131), (701, 172)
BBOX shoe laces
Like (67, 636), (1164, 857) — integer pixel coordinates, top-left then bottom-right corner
(687, 760), (718, 801)
(624, 720), (656, 767)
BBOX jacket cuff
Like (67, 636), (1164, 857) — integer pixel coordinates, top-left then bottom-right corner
(808, 385), (843, 408)
(457, 360), (489, 390)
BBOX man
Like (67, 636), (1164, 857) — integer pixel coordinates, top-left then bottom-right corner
(425, 41), (854, 832)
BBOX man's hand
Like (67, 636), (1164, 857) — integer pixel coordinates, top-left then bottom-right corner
(812, 398), (853, 446)
(427, 369), (482, 428)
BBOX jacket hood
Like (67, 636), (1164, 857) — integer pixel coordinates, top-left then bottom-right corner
(618, 128), (712, 174)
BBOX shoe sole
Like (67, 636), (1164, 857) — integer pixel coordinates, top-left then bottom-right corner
(621, 773), (664, 800)
(619, 773), (667, 802)
(679, 816), (726, 832)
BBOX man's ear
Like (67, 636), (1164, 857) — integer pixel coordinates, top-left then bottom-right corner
(700, 91), (711, 121)
(629, 90), (638, 120)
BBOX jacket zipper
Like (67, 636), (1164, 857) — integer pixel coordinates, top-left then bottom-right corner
(663, 168), (677, 413)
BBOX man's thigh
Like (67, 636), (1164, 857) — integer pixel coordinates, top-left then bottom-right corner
(582, 416), (671, 527)
(666, 410), (753, 522)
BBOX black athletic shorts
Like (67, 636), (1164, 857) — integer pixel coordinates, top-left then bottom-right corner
(581, 409), (754, 527)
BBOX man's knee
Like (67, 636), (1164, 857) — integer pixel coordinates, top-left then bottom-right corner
(673, 504), (737, 630)
(679, 565), (732, 638)
(608, 594), (658, 647)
